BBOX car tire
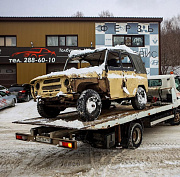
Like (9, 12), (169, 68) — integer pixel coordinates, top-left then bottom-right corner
(25, 94), (30, 102)
(11, 99), (16, 107)
(77, 89), (102, 121)
(131, 87), (147, 110)
(37, 103), (61, 118)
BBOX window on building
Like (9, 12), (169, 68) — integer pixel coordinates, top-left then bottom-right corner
(0, 36), (16, 46)
(47, 35), (78, 47)
(47, 36), (58, 46)
(113, 35), (144, 47)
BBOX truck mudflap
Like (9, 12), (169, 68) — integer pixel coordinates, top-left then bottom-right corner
(15, 133), (77, 149)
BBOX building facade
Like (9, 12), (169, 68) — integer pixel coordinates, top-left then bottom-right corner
(0, 17), (163, 87)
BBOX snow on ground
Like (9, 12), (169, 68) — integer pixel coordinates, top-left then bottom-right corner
(0, 100), (180, 177)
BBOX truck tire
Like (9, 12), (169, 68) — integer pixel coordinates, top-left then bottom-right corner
(131, 87), (147, 110)
(169, 110), (180, 125)
(77, 89), (102, 121)
(128, 122), (143, 149)
(37, 103), (60, 118)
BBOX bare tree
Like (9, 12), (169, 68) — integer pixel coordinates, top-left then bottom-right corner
(161, 15), (180, 74)
(98, 10), (114, 17)
(72, 11), (84, 17)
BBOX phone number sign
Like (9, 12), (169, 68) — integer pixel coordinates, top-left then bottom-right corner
(9, 57), (56, 63)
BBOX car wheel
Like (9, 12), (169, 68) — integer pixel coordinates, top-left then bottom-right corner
(37, 103), (61, 118)
(131, 87), (147, 110)
(25, 94), (30, 102)
(77, 89), (102, 121)
(11, 99), (16, 107)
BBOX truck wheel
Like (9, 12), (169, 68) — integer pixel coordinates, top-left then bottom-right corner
(102, 100), (111, 109)
(169, 111), (180, 125)
(37, 103), (60, 118)
(77, 89), (102, 121)
(128, 122), (143, 149)
(131, 87), (147, 110)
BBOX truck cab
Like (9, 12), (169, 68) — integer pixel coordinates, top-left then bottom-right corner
(147, 74), (180, 103)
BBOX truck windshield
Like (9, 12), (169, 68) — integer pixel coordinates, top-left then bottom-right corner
(175, 77), (180, 92)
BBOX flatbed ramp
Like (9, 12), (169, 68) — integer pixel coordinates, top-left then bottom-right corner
(13, 102), (175, 130)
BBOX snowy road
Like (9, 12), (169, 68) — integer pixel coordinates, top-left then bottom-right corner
(0, 100), (180, 177)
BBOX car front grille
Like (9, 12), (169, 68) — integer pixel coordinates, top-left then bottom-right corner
(42, 84), (61, 90)
(43, 78), (60, 84)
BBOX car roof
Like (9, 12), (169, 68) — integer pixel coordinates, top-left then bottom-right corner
(68, 45), (138, 59)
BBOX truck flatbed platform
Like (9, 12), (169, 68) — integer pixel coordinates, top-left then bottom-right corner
(13, 102), (176, 130)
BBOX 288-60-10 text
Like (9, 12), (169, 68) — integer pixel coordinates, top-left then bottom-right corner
(9, 57), (56, 63)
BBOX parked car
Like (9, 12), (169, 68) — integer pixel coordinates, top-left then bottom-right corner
(0, 85), (9, 93)
(9, 84), (32, 102)
(0, 91), (16, 110)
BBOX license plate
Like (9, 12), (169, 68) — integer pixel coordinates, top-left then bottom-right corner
(36, 136), (51, 144)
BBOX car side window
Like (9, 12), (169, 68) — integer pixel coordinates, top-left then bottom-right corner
(120, 53), (134, 71)
(107, 51), (120, 69)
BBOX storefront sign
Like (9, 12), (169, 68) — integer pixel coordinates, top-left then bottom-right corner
(0, 47), (93, 64)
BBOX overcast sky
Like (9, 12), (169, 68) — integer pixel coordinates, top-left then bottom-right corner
(0, 0), (179, 20)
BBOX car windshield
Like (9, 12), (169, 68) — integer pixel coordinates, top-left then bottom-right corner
(0, 91), (6, 97)
(9, 87), (24, 92)
(0, 86), (5, 90)
(64, 50), (106, 70)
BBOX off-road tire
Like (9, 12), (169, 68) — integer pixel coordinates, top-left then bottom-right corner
(128, 122), (143, 149)
(102, 100), (111, 109)
(37, 103), (60, 118)
(77, 89), (102, 121)
(132, 87), (147, 110)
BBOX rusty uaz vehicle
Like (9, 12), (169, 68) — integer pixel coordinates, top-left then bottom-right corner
(30, 45), (148, 121)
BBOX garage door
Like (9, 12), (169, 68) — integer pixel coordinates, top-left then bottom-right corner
(0, 64), (16, 88)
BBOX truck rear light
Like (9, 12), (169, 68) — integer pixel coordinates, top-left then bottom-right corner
(16, 133), (28, 140)
(59, 140), (77, 149)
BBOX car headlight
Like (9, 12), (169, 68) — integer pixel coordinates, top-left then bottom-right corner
(35, 82), (40, 90)
(64, 79), (69, 87)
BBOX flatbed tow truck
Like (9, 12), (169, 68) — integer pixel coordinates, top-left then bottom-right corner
(14, 75), (180, 150)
